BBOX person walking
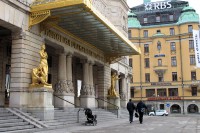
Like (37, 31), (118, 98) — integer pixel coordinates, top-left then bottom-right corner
(127, 99), (136, 123)
(136, 100), (147, 124)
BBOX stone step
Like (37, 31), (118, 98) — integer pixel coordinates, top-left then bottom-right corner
(0, 113), (14, 117)
(0, 122), (29, 128)
(0, 118), (23, 124)
(0, 125), (35, 132)
(0, 116), (19, 120)
(0, 110), (9, 113)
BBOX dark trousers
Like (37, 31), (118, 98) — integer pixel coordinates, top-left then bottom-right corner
(128, 110), (133, 122)
(138, 112), (144, 123)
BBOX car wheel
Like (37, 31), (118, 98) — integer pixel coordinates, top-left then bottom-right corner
(150, 114), (154, 116)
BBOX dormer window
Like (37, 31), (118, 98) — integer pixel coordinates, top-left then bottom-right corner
(144, 17), (148, 23)
(156, 16), (160, 22)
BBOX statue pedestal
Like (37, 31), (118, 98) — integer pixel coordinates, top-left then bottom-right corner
(28, 87), (54, 120)
(107, 96), (120, 109)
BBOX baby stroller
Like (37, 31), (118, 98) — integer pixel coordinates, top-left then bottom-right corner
(84, 108), (97, 126)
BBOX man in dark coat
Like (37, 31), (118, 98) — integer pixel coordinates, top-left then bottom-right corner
(127, 99), (136, 123)
(136, 100), (147, 124)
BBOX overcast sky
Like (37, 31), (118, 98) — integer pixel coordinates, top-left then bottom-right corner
(127, 0), (200, 16)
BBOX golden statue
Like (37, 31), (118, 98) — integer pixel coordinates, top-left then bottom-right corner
(108, 72), (119, 97)
(30, 44), (52, 88)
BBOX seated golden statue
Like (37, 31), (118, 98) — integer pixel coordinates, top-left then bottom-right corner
(108, 72), (119, 97)
(30, 44), (52, 88)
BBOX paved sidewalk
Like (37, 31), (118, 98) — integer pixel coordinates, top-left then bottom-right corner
(36, 115), (200, 133)
(36, 116), (147, 133)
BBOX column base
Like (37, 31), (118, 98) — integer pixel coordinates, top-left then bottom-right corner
(120, 99), (127, 108)
(80, 95), (95, 108)
(28, 87), (54, 120)
(54, 94), (75, 108)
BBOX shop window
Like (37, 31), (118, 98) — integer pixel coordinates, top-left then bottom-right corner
(168, 88), (178, 96)
(157, 89), (166, 96)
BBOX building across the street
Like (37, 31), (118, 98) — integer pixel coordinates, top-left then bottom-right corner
(0, 0), (139, 120)
(128, 0), (200, 114)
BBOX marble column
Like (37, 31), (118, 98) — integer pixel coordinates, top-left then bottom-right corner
(55, 52), (74, 108)
(65, 53), (74, 107)
(80, 60), (95, 108)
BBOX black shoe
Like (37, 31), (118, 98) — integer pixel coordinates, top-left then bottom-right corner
(140, 122), (142, 124)
(130, 121), (132, 123)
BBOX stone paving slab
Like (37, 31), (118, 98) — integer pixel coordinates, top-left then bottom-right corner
(35, 115), (200, 133)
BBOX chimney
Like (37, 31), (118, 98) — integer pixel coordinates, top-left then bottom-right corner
(144, 0), (151, 4)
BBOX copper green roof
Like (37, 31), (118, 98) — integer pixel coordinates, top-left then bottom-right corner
(128, 12), (141, 28)
(177, 6), (199, 24)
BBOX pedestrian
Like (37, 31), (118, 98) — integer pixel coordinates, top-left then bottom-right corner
(127, 99), (136, 123)
(136, 100), (147, 124)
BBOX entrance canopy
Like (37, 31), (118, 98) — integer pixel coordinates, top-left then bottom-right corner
(30, 0), (140, 59)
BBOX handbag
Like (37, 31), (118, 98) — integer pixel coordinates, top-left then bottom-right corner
(135, 112), (139, 118)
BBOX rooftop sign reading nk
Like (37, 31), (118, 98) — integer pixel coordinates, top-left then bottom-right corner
(145, 1), (172, 11)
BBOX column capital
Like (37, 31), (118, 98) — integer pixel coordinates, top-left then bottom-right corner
(66, 52), (73, 58)
(80, 59), (88, 64)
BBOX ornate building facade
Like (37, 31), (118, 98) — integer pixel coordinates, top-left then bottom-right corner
(129, 0), (200, 114)
(0, 0), (139, 119)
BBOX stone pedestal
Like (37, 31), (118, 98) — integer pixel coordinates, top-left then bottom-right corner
(107, 96), (120, 109)
(80, 95), (95, 108)
(54, 94), (75, 108)
(120, 99), (127, 108)
(28, 87), (54, 120)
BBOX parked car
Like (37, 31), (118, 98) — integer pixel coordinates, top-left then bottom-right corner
(149, 110), (168, 116)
